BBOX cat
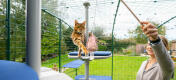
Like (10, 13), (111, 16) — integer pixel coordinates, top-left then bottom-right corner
(71, 20), (88, 57)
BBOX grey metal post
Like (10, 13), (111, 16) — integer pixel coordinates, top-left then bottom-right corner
(26, 0), (41, 75)
(83, 2), (90, 80)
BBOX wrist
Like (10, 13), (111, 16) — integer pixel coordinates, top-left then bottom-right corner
(149, 36), (159, 41)
(149, 36), (161, 45)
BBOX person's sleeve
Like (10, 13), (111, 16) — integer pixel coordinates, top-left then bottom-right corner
(150, 39), (174, 78)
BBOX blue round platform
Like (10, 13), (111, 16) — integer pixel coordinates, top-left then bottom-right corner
(0, 60), (39, 80)
(68, 51), (111, 56)
(75, 75), (112, 80)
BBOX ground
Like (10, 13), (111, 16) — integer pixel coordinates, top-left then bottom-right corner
(42, 55), (176, 80)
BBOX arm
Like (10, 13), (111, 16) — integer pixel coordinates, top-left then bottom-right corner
(150, 38), (174, 78)
(141, 21), (174, 78)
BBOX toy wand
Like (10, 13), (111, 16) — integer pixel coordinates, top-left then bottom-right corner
(120, 0), (144, 26)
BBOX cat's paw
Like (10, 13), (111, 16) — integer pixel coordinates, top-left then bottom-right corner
(84, 50), (88, 55)
(78, 54), (81, 57)
(78, 56), (81, 58)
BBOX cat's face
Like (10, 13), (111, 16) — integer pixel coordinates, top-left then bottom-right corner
(74, 20), (86, 34)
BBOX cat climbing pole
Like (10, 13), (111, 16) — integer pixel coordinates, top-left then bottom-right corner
(68, 2), (112, 80)
(84, 2), (90, 80)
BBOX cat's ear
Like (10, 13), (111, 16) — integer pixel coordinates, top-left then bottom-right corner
(82, 21), (86, 25)
(75, 20), (78, 26)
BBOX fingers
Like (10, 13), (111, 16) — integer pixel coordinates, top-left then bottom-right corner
(141, 21), (155, 27)
(144, 28), (158, 35)
(147, 31), (158, 41)
(140, 21), (149, 29)
(140, 21), (149, 25)
(146, 31), (158, 38)
(142, 23), (155, 31)
(140, 21), (158, 41)
(141, 21), (156, 32)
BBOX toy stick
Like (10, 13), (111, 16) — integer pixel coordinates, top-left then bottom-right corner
(120, 0), (144, 26)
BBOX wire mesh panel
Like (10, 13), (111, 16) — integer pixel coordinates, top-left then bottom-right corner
(41, 8), (77, 73)
(41, 11), (60, 68)
(0, 0), (26, 61)
(10, 0), (26, 62)
(1, 0), (175, 80)
(0, 0), (7, 60)
(113, 0), (176, 80)
(58, 1), (115, 79)
(41, 0), (176, 80)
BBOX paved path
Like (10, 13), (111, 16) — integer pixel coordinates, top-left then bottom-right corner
(40, 67), (73, 80)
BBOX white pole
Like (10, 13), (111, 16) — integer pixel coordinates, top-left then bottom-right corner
(26, 0), (41, 76)
(84, 2), (90, 42)
(83, 2), (90, 80)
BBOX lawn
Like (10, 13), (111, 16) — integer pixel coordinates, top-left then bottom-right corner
(42, 55), (176, 80)
(64, 56), (148, 80)
(42, 54), (75, 68)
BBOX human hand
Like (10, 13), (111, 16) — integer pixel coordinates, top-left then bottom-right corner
(140, 21), (159, 41)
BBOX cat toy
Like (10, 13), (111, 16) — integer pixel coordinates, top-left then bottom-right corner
(120, 0), (144, 26)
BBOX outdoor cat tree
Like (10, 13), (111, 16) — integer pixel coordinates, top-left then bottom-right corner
(68, 2), (112, 80)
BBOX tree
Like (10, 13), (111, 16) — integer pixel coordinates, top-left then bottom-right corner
(62, 27), (77, 51)
(129, 22), (166, 44)
(0, 0), (26, 60)
(0, 0), (66, 60)
(92, 26), (104, 38)
(41, 10), (70, 61)
(0, 1), (7, 59)
(41, 12), (60, 56)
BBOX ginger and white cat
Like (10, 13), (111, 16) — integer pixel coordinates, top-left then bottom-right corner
(71, 20), (88, 57)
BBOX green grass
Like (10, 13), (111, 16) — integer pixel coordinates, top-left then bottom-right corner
(42, 55), (176, 80)
(64, 56), (148, 80)
(42, 54), (75, 68)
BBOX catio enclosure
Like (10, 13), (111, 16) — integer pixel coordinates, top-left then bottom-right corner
(0, 0), (176, 80)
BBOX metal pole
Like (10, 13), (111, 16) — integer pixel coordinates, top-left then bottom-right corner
(6, 0), (10, 60)
(41, 9), (72, 29)
(157, 16), (176, 29)
(26, 0), (41, 75)
(112, 0), (121, 80)
(83, 2), (90, 80)
(85, 60), (89, 80)
(59, 19), (62, 72)
(84, 2), (90, 42)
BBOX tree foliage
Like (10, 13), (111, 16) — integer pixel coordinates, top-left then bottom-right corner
(129, 22), (166, 44)
(92, 26), (104, 38)
(0, 0), (26, 60)
(0, 0), (69, 60)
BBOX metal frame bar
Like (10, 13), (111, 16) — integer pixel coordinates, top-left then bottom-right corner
(6, 0), (11, 60)
(111, 0), (121, 80)
(59, 18), (62, 72)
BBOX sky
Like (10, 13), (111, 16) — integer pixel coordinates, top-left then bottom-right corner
(43, 0), (176, 41)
